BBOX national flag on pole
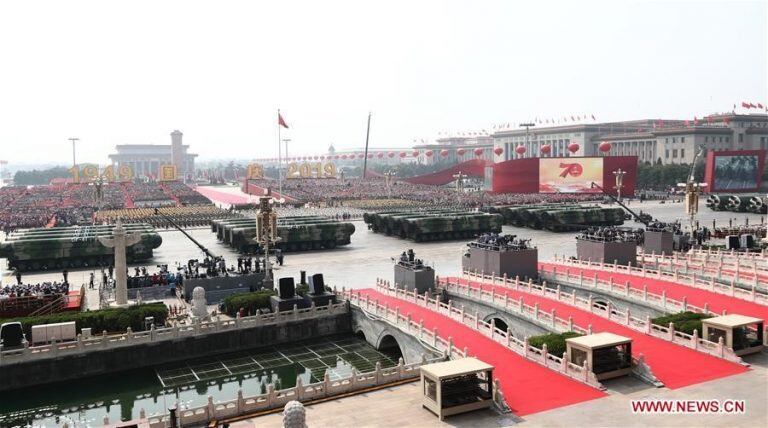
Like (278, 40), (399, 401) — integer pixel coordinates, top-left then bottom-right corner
(758, 103), (764, 109)
(278, 112), (289, 128)
(749, 103), (757, 109)
(591, 114), (596, 120)
(741, 102), (750, 109)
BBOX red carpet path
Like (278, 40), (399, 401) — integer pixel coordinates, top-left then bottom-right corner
(453, 277), (749, 390)
(539, 262), (768, 322)
(194, 186), (250, 205)
(357, 289), (606, 415)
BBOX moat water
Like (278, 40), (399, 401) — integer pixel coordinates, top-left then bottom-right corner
(0, 335), (399, 427)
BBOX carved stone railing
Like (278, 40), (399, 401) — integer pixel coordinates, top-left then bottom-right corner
(141, 355), (435, 428)
(0, 302), (349, 365)
(457, 270), (746, 366)
(436, 277), (661, 386)
(353, 281), (605, 390)
(635, 252), (768, 291)
(549, 255), (768, 307)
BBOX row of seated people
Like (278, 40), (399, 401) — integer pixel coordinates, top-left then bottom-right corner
(164, 181), (212, 205)
(0, 281), (69, 300)
(1, 181), (217, 232)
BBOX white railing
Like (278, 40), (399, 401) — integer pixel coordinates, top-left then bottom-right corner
(0, 302), (349, 365)
(548, 255), (768, 307)
(457, 270), (746, 365)
(537, 265), (709, 315)
(636, 253), (768, 289)
(687, 247), (768, 262)
(141, 354), (434, 428)
(351, 281), (605, 390)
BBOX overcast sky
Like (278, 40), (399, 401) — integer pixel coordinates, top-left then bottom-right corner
(0, 0), (766, 165)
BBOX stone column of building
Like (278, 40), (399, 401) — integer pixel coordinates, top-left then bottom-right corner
(98, 220), (142, 306)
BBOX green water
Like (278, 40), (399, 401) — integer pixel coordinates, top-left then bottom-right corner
(0, 335), (398, 427)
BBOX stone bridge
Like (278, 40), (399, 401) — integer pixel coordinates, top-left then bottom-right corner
(438, 291), (552, 338)
(538, 273), (666, 319)
(350, 306), (441, 364)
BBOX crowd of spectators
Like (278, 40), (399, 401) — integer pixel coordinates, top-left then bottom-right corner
(164, 181), (212, 205)
(0, 281), (69, 300)
(0, 181), (215, 233)
(246, 178), (605, 210)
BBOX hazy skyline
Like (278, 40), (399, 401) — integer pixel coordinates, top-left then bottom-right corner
(0, 0), (766, 165)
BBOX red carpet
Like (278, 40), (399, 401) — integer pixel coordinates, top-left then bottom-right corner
(453, 277), (749, 390)
(357, 289), (606, 416)
(194, 186), (250, 205)
(63, 290), (82, 311)
(540, 262), (768, 322)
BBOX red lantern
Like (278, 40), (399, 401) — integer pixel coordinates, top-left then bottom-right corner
(474, 148), (484, 157)
(377, 152), (384, 158)
(412, 150), (420, 157)
(399, 151), (407, 158)
(367, 154), (373, 159)
(493, 147), (503, 156)
(388, 152), (395, 158)
(425, 150), (434, 157)
(515, 145), (526, 155)
(341, 154), (348, 159)
(540, 144), (551, 155)
(358, 153), (364, 159)
(320, 155), (325, 160)
(440, 149), (449, 157)
(334, 155), (340, 160)
(568, 143), (580, 153)
(599, 142), (612, 153)
(457, 148), (466, 156)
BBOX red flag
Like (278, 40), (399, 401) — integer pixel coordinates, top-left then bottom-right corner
(278, 112), (289, 128)
(741, 101), (750, 109)
(684, 120), (690, 127)
(693, 116), (699, 125)
(591, 114), (596, 120)
(759, 103), (764, 109)
(749, 103), (757, 109)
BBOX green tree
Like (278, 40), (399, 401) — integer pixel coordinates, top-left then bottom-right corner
(13, 166), (71, 185)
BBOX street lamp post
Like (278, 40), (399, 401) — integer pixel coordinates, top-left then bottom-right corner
(519, 123), (535, 158)
(69, 137), (79, 168)
(254, 189), (284, 288)
(453, 171), (467, 205)
(613, 168), (626, 203)
(384, 170), (396, 199)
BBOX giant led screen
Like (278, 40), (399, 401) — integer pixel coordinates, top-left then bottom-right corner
(713, 154), (760, 191)
(539, 157), (603, 193)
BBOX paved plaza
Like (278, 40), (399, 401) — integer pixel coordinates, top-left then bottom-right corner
(234, 352), (767, 427)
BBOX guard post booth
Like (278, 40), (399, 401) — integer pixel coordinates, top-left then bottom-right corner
(566, 332), (632, 381)
(702, 314), (765, 356)
(420, 357), (494, 420)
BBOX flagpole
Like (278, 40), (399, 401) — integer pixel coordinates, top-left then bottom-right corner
(362, 111), (372, 180)
(278, 109), (283, 199)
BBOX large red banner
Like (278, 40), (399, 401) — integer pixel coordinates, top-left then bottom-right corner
(491, 156), (637, 196)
